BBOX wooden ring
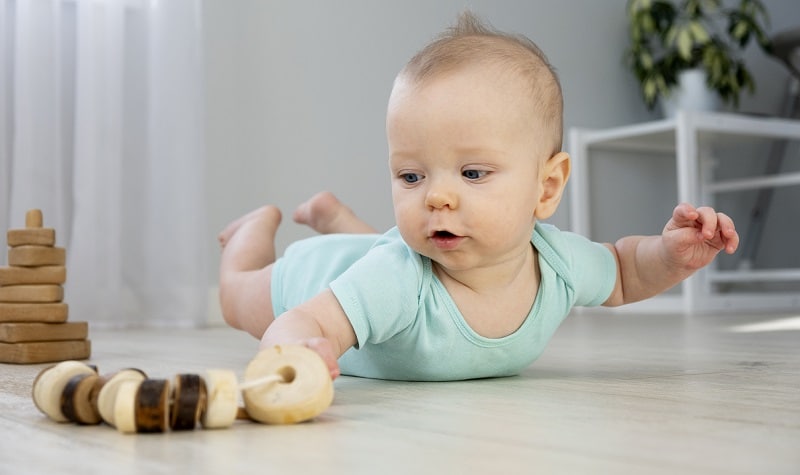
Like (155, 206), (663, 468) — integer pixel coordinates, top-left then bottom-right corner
(242, 345), (333, 425)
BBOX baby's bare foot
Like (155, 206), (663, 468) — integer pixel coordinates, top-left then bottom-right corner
(293, 191), (376, 234)
(219, 205), (282, 274)
(219, 205), (282, 248)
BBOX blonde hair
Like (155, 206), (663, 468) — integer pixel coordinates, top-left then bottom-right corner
(398, 11), (564, 155)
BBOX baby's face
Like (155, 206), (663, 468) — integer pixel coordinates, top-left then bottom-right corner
(387, 65), (550, 275)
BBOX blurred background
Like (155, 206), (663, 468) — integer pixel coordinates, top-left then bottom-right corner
(2, 0), (798, 326)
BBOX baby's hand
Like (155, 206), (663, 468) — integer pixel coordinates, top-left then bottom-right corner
(301, 337), (342, 380)
(661, 203), (739, 270)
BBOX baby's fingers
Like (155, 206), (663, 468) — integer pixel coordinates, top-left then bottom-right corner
(696, 207), (739, 254)
(671, 202), (700, 226)
(716, 212), (739, 254)
(695, 206), (720, 240)
(303, 337), (341, 380)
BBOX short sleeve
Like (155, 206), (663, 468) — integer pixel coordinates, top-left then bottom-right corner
(329, 235), (423, 348)
(533, 223), (617, 307)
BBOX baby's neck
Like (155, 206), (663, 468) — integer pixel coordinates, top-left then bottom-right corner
(432, 246), (540, 339)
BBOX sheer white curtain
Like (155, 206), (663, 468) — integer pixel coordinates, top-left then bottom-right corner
(0, 0), (207, 327)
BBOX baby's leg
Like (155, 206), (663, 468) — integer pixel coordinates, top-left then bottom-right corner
(293, 191), (377, 234)
(218, 205), (282, 339)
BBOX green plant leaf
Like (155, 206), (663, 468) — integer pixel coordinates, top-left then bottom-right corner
(688, 20), (709, 44)
(731, 20), (748, 41)
(677, 28), (692, 60)
(640, 51), (654, 69)
(644, 78), (657, 103)
(624, 0), (770, 110)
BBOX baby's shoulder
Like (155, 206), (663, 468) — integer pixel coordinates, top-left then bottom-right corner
(533, 223), (611, 273)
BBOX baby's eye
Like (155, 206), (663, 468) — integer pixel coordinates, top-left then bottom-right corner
(462, 169), (488, 180)
(400, 173), (422, 184)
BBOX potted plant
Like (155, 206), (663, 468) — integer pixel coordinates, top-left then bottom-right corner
(625, 0), (773, 114)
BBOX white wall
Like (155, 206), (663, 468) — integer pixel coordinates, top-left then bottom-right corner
(203, 0), (799, 289)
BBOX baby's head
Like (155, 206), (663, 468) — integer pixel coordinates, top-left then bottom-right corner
(386, 13), (571, 269)
(391, 11), (564, 159)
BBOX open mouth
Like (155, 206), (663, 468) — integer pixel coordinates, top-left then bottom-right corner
(429, 230), (462, 250)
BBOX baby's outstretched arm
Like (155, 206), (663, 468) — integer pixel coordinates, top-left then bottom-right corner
(603, 203), (739, 306)
(260, 289), (358, 380)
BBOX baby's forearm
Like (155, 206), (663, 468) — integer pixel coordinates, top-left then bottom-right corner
(259, 290), (358, 378)
(259, 311), (327, 349)
(259, 310), (347, 380)
(604, 235), (694, 306)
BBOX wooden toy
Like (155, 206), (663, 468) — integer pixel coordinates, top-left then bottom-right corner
(0, 303), (69, 323)
(6, 210), (55, 247)
(31, 360), (97, 423)
(242, 345), (334, 425)
(0, 321), (88, 343)
(7, 246), (66, 267)
(32, 345), (334, 433)
(130, 379), (171, 433)
(0, 209), (90, 363)
(96, 369), (148, 427)
(112, 379), (145, 433)
(0, 266), (66, 286)
(0, 284), (63, 303)
(0, 339), (91, 364)
(170, 374), (206, 431)
(201, 369), (240, 429)
(60, 373), (103, 424)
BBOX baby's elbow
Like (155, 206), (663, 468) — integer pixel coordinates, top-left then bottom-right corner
(601, 286), (626, 307)
(602, 297), (625, 308)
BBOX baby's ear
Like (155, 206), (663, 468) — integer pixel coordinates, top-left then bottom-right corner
(534, 152), (571, 220)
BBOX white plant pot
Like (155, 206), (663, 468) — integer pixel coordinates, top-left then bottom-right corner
(659, 69), (722, 118)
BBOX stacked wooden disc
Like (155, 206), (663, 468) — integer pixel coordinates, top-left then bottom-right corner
(0, 209), (90, 364)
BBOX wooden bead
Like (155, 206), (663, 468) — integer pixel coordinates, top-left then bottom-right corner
(96, 369), (147, 427)
(32, 361), (97, 423)
(170, 374), (205, 431)
(135, 379), (170, 433)
(200, 369), (239, 429)
(113, 380), (140, 434)
(60, 373), (103, 425)
(242, 345), (333, 425)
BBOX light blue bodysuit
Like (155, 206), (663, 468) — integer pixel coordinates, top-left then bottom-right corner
(271, 223), (616, 381)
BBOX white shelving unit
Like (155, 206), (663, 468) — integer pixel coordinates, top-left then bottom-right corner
(569, 110), (800, 313)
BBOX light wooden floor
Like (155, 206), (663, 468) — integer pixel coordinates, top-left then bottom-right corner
(1, 310), (798, 474)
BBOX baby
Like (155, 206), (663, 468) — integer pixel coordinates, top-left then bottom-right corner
(218, 12), (739, 381)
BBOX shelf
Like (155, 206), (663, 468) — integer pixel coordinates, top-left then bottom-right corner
(707, 171), (800, 193)
(574, 119), (677, 153)
(577, 111), (800, 154)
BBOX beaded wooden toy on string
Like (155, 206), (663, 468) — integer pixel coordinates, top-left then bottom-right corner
(32, 345), (334, 433)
